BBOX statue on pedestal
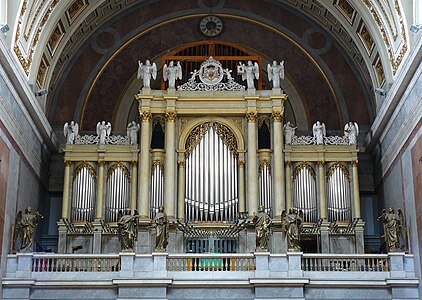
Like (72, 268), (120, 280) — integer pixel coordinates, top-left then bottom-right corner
(96, 121), (111, 144)
(127, 121), (140, 145)
(154, 206), (169, 251)
(253, 205), (272, 251)
(117, 210), (139, 251)
(284, 121), (297, 145)
(312, 121), (326, 145)
(137, 59), (157, 89)
(267, 60), (285, 89)
(378, 207), (404, 252)
(14, 207), (43, 252)
(163, 61), (182, 89)
(63, 121), (79, 144)
(281, 208), (303, 251)
(239, 61), (259, 90)
(344, 122), (359, 145)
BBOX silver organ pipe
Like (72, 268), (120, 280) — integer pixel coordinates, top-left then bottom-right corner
(326, 163), (352, 222)
(184, 123), (239, 222)
(292, 163), (317, 222)
(105, 163), (130, 222)
(259, 162), (272, 216)
(150, 161), (164, 218)
(71, 164), (96, 222)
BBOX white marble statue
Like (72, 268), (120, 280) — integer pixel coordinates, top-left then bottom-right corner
(240, 61), (259, 89)
(63, 121), (79, 144)
(267, 60), (284, 89)
(96, 121), (111, 144)
(312, 121), (326, 145)
(127, 121), (140, 145)
(283, 121), (297, 145)
(344, 122), (359, 145)
(137, 59), (157, 88)
(163, 61), (182, 89)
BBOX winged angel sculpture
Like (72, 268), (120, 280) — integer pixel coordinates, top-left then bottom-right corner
(63, 121), (79, 144)
(378, 207), (405, 252)
(163, 61), (182, 89)
(97, 121), (111, 144)
(267, 60), (285, 89)
(137, 59), (157, 89)
(14, 207), (43, 252)
(313, 121), (326, 145)
(240, 61), (259, 89)
(281, 209), (303, 252)
(344, 122), (359, 145)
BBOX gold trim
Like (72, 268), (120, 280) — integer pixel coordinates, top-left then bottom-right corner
(152, 160), (164, 174)
(271, 109), (284, 122)
(326, 162), (350, 180)
(293, 162), (316, 180)
(351, 160), (358, 167)
(64, 160), (72, 167)
(107, 162), (130, 180)
(246, 111), (258, 122)
(177, 160), (185, 167)
(259, 160), (272, 176)
(131, 160), (138, 166)
(138, 108), (152, 122)
(238, 160), (245, 166)
(98, 160), (105, 166)
(258, 116), (271, 129)
(165, 111), (177, 122)
(317, 161), (325, 166)
(73, 161), (96, 180)
(285, 160), (291, 167)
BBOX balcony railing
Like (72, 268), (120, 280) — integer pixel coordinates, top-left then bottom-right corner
(32, 254), (120, 272)
(167, 253), (255, 271)
(302, 254), (389, 272)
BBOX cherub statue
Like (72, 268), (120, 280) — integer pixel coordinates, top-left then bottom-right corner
(283, 121), (297, 145)
(163, 61), (182, 89)
(267, 60), (285, 89)
(281, 208), (303, 252)
(378, 207), (405, 252)
(117, 209), (139, 251)
(137, 59), (157, 89)
(154, 206), (169, 252)
(63, 121), (79, 144)
(253, 205), (272, 251)
(127, 121), (140, 145)
(344, 122), (359, 145)
(96, 121), (111, 144)
(239, 61), (259, 89)
(313, 121), (326, 145)
(14, 207), (43, 252)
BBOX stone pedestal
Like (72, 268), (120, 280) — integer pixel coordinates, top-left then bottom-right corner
(255, 252), (270, 277)
(153, 252), (168, 278)
(119, 252), (135, 277)
(287, 252), (303, 278)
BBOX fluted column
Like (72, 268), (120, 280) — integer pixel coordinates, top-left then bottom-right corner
(130, 160), (137, 212)
(138, 109), (151, 218)
(95, 160), (105, 220)
(318, 161), (327, 219)
(247, 111), (259, 216)
(61, 160), (72, 219)
(238, 153), (246, 212)
(272, 110), (285, 216)
(164, 111), (176, 218)
(351, 160), (361, 219)
(177, 156), (185, 220)
(285, 161), (292, 211)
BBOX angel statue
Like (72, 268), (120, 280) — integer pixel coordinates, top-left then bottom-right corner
(344, 122), (359, 145)
(117, 209), (139, 251)
(96, 121), (111, 144)
(284, 121), (297, 145)
(313, 121), (326, 145)
(137, 59), (157, 89)
(63, 121), (79, 144)
(14, 207), (43, 252)
(267, 60), (285, 89)
(253, 205), (272, 251)
(163, 61), (182, 89)
(378, 207), (405, 252)
(127, 121), (140, 145)
(240, 60), (259, 90)
(281, 208), (303, 252)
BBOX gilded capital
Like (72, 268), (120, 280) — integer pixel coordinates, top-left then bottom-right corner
(138, 107), (152, 122)
(64, 160), (72, 167)
(351, 160), (358, 167)
(285, 160), (291, 167)
(272, 109), (284, 122)
(246, 111), (258, 122)
(178, 160), (185, 167)
(165, 111), (177, 122)
(98, 160), (106, 166)
(238, 160), (245, 166)
(317, 160), (325, 166)
(131, 160), (138, 166)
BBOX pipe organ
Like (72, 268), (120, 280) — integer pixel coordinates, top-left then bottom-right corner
(105, 162), (131, 222)
(150, 153), (164, 218)
(71, 162), (96, 222)
(326, 162), (352, 222)
(292, 162), (317, 222)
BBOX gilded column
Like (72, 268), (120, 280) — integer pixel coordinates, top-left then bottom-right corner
(272, 110), (285, 216)
(285, 161), (292, 211)
(351, 160), (361, 219)
(247, 111), (259, 216)
(238, 155), (246, 212)
(139, 109), (152, 218)
(318, 161), (327, 219)
(164, 111), (177, 218)
(130, 160), (137, 212)
(62, 160), (72, 219)
(177, 157), (185, 220)
(95, 160), (105, 220)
